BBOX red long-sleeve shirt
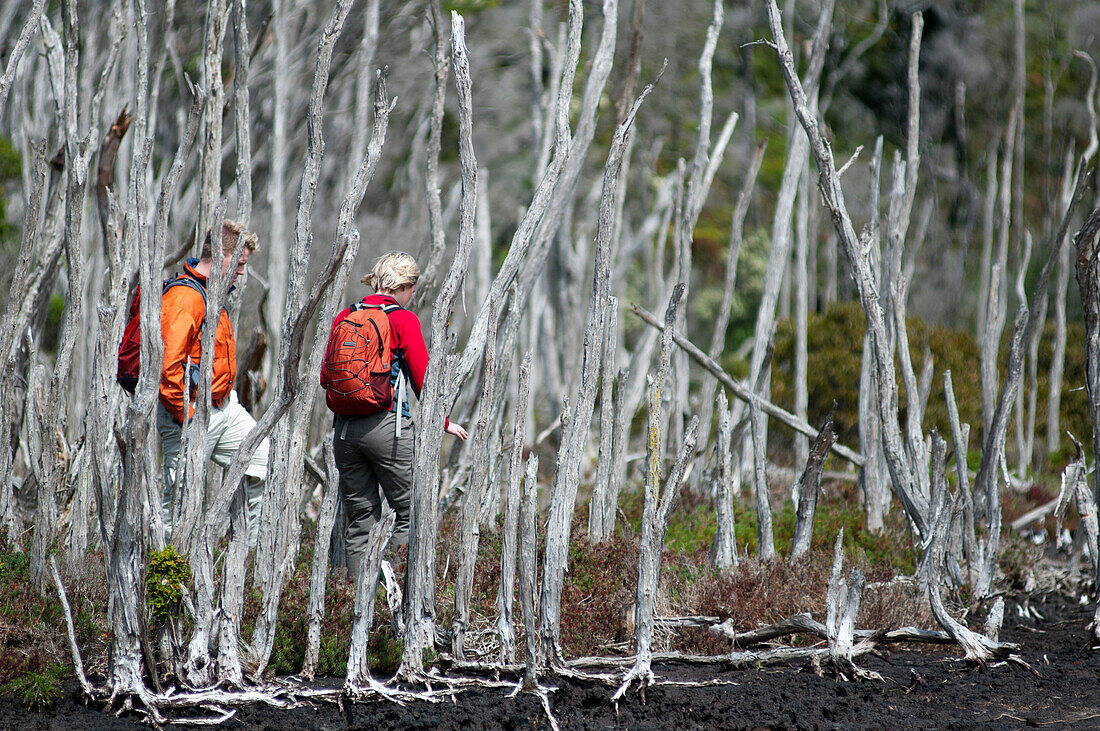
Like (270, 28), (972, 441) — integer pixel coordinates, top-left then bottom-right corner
(328, 294), (449, 426)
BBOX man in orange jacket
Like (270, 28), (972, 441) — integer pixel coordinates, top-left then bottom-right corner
(157, 220), (268, 544)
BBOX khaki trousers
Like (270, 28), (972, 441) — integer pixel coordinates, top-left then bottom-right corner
(157, 390), (269, 543)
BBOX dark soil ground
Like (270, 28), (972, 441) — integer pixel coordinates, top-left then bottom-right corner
(4, 590), (1100, 730)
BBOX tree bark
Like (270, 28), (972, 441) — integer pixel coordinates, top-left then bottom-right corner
(710, 390), (737, 569)
(302, 436), (341, 680)
(790, 411), (836, 560)
(495, 354), (531, 664)
(345, 513), (395, 693)
(765, 0), (930, 540)
(539, 70), (654, 667)
(399, 12), (477, 680)
(453, 302), (498, 660)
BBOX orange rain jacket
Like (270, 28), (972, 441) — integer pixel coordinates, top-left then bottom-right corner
(159, 259), (236, 423)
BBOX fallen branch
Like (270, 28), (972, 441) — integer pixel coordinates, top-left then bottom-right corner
(630, 303), (863, 467)
(49, 556), (93, 697)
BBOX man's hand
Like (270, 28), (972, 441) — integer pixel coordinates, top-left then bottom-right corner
(445, 421), (469, 440)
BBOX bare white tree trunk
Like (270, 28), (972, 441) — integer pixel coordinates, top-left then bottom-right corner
(588, 297), (618, 541)
(453, 303), (498, 660)
(738, 0), (833, 473)
(793, 155), (811, 469)
(0, 0), (46, 117)
(749, 388), (774, 561)
(538, 62), (655, 667)
(944, 371), (979, 584)
(518, 455), (540, 689)
(923, 486), (1021, 664)
(345, 513), (395, 694)
(766, 0), (930, 541)
(0, 142), (48, 536)
(263, 0), (290, 358)
(613, 415), (697, 700)
(302, 436), (340, 680)
(413, 0), (449, 305)
(710, 391), (737, 569)
(198, 0), (227, 238)
(495, 353), (532, 664)
(823, 532), (879, 680)
(1047, 149), (1082, 455)
(790, 412), (836, 560)
(399, 12), (477, 680)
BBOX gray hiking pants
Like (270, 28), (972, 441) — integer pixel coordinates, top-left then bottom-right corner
(333, 410), (414, 577)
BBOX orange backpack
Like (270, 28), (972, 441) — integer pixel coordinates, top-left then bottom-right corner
(321, 302), (400, 416)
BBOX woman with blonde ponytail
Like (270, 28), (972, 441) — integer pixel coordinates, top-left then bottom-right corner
(323, 252), (468, 577)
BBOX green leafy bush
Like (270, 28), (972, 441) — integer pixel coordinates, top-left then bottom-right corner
(146, 545), (192, 621)
(2, 662), (67, 711)
(770, 302), (1090, 463)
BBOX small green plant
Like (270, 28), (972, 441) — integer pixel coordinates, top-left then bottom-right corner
(146, 545), (192, 621)
(3, 663), (67, 711)
(366, 630), (403, 676)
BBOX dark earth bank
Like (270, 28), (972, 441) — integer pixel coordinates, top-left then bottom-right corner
(4, 591), (1100, 730)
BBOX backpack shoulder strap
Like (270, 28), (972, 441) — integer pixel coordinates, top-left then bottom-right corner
(163, 274), (210, 330)
(163, 274), (208, 306)
(357, 301), (401, 315)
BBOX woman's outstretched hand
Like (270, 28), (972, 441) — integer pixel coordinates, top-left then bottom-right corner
(445, 421), (469, 440)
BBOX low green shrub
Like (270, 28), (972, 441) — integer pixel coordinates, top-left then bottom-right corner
(146, 545), (192, 621)
(2, 662), (67, 711)
(771, 302), (1091, 464)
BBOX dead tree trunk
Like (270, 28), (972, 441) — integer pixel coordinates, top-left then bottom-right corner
(766, 0), (930, 540)
(495, 353), (532, 664)
(399, 12), (477, 681)
(538, 67), (654, 668)
(262, 0), (290, 360)
(710, 390), (737, 569)
(518, 454), (540, 689)
(588, 298), (618, 541)
(824, 532), (879, 680)
(0, 0), (46, 118)
(737, 0), (832, 473)
(749, 390), (774, 561)
(972, 162), (1090, 597)
(1075, 206), (1100, 521)
(345, 513), (396, 695)
(922, 486), (1022, 664)
(790, 411), (836, 560)
(301, 435), (341, 681)
(1047, 150), (1080, 455)
(613, 415), (697, 699)
(412, 0), (449, 306)
(0, 142), (48, 536)
(31, 0), (94, 590)
(453, 303), (498, 660)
